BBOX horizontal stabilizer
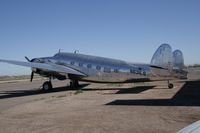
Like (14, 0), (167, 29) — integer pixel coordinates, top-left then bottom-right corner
(149, 65), (167, 70)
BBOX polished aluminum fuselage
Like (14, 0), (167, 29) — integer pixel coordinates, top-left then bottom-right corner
(33, 52), (181, 83)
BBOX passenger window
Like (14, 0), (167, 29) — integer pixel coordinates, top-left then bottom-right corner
(70, 61), (75, 65)
(96, 65), (101, 70)
(79, 62), (83, 67)
(87, 64), (92, 68)
(104, 67), (111, 73)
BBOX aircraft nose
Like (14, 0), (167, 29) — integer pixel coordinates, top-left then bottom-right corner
(30, 58), (36, 62)
(30, 58), (45, 63)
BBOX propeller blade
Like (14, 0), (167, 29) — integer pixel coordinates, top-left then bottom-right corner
(25, 56), (31, 62)
(30, 71), (34, 82)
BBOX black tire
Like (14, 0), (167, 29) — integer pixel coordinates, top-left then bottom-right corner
(43, 81), (52, 91)
(168, 83), (174, 89)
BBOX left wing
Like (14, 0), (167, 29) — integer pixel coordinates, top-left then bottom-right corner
(0, 59), (87, 76)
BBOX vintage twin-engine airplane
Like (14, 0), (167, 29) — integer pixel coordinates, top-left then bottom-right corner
(0, 44), (187, 91)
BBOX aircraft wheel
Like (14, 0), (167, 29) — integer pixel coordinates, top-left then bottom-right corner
(168, 83), (174, 89)
(43, 81), (52, 91)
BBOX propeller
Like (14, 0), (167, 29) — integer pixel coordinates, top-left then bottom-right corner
(25, 56), (34, 82)
(25, 56), (31, 62)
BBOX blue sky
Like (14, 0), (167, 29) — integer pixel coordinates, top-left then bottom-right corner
(0, 0), (200, 75)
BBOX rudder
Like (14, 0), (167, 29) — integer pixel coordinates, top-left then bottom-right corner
(172, 50), (184, 70)
(150, 44), (173, 69)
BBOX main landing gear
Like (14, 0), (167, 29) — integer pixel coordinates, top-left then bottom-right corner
(167, 80), (174, 89)
(70, 80), (79, 88)
(41, 79), (80, 92)
(42, 77), (53, 91)
(42, 81), (52, 91)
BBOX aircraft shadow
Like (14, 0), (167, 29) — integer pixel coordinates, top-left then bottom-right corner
(106, 80), (200, 106)
(0, 83), (155, 99)
(79, 85), (155, 95)
(115, 86), (155, 94)
(0, 84), (89, 99)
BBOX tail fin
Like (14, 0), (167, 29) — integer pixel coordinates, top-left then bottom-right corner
(151, 44), (187, 79)
(150, 44), (173, 69)
(172, 50), (184, 70)
(172, 50), (187, 79)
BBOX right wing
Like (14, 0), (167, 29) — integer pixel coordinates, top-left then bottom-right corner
(0, 59), (86, 76)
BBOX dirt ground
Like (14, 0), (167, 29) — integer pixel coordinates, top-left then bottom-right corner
(0, 69), (200, 133)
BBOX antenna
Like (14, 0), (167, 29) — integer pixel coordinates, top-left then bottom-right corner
(59, 49), (63, 53)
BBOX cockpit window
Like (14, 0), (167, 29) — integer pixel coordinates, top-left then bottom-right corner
(33, 58), (45, 63)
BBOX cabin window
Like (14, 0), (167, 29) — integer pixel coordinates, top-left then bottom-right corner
(104, 67), (111, 73)
(96, 65), (101, 70)
(79, 62), (83, 67)
(87, 64), (92, 69)
(114, 69), (119, 73)
(70, 61), (75, 65)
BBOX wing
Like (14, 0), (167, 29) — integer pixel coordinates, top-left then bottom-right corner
(177, 120), (200, 133)
(0, 59), (86, 76)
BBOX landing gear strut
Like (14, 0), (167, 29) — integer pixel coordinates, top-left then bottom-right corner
(70, 80), (79, 88)
(167, 80), (174, 89)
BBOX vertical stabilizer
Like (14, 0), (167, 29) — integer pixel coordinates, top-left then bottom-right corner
(150, 44), (173, 69)
(172, 50), (184, 70)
